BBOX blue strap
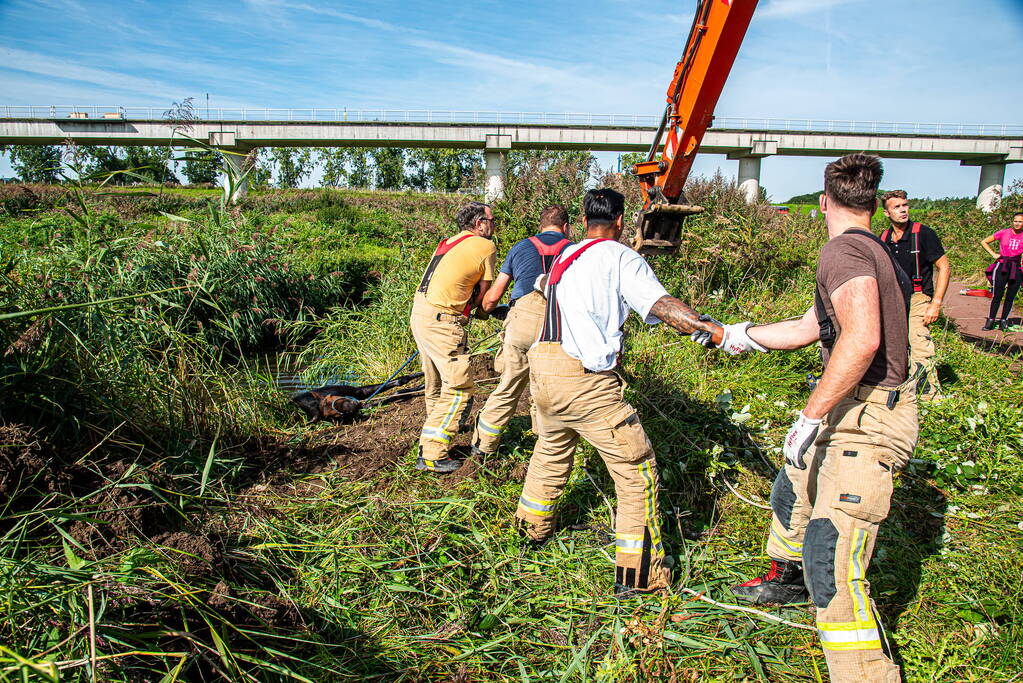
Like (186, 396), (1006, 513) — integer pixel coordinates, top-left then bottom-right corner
(363, 351), (420, 404)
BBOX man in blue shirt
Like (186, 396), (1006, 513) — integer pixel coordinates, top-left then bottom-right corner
(472, 205), (573, 456)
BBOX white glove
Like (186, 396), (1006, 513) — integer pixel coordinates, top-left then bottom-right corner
(692, 317), (769, 355)
(784, 412), (821, 470)
(687, 316), (769, 355)
(719, 322), (768, 355)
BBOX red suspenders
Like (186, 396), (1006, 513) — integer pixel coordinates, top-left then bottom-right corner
(527, 236), (571, 274)
(539, 239), (612, 342)
(417, 233), (478, 316)
(881, 222), (924, 293)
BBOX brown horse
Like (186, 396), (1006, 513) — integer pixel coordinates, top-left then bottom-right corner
(291, 373), (423, 423)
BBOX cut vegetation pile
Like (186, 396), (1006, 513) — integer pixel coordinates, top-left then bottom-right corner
(1, 164), (1021, 681)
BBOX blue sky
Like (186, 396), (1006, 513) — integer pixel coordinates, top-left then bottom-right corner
(1, 0), (1021, 200)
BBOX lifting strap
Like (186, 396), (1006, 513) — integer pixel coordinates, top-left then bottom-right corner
(539, 238), (611, 343)
(881, 222), (924, 292)
(527, 235), (572, 274)
(417, 232), (478, 316)
(815, 229), (913, 352)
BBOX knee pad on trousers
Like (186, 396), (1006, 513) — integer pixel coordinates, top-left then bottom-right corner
(770, 468), (797, 530)
(915, 362), (931, 395)
(457, 396), (475, 432)
(875, 605), (895, 660)
(803, 517), (839, 608)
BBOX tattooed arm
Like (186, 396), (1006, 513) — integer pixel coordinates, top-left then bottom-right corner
(650, 295), (723, 344)
(746, 306), (819, 350)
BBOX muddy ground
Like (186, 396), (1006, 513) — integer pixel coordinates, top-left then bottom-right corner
(0, 351), (523, 573)
(249, 351), (519, 489)
(0, 354), (512, 558)
(0, 351), (528, 674)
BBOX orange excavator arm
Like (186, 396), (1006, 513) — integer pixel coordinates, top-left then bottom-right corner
(632, 0), (758, 253)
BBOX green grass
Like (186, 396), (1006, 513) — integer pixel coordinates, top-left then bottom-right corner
(1, 175), (1021, 681)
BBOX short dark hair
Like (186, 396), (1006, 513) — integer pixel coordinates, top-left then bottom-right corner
(456, 202), (490, 231)
(583, 188), (625, 227)
(824, 154), (883, 212)
(1014, 211), (1023, 219)
(880, 189), (908, 209)
(539, 204), (569, 228)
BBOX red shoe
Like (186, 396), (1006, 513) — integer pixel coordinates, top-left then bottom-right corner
(731, 559), (809, 605)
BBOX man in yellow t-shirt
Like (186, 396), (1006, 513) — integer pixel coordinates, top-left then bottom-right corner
(410, 202), (498, 472)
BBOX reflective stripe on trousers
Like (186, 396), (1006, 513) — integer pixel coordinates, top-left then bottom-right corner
(517, 494), (555, 516)
(514, 342), (669, 592)
(761, 388), (917, 683)
(410, 294), (473, 460)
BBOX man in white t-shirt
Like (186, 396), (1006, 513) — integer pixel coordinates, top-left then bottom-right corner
(515, 188), (719, 596)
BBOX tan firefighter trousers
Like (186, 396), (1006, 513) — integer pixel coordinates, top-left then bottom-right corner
(410, 293), (474, 461)
(515, 342), (669, 592)
(766, 380), (918, 683)
(908, 292), (941, 400)
(472, 291), (547, 453)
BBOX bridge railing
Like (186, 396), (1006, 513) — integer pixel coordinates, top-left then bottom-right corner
(712, 117), (1023, 137)
(2, 106), (1021, 137)
(0, 105), (661, 127)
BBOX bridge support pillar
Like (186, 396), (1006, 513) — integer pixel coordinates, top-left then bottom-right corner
(220, 148), (250, 204)
(728, 140), (776, 204)
(976, 163), (1005, 212)
(484, 134), (512, 202)
(737, 156), (762, 203)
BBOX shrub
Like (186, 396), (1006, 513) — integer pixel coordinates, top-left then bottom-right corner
(316, 203), (359, 226)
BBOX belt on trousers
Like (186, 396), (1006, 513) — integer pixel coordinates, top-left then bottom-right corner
(412, 294), (469, 323)
(853, 384), (901, 409)
(852, 370), (919, 409)
(434, 312), (467, 322)
(530, 341), (618, 377)
(509, 291), (546, 309)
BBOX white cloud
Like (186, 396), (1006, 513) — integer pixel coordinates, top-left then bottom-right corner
(111, 51), (294, 99)
(758, 0), (861, 18)
(18, 0), (87, 14)
(0, 72), (139, 107)
(241, 0), (406, 33)
(394, 38), (664, 115)
(0, 47), (190, 102)
(278, 2), (406, 32)
(408, 39), (585, 89)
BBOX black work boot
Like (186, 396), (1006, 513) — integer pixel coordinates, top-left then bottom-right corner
(415, 451), (463, 474)
(982, 318), (996, 331)
(470, 445), (493, 459)
(614, 575), (670, 599)
(614, 583), (644, 599)
(999, 319), (1010, 331)
(731, 559), (809, 605)
(514, 517), (551, 550)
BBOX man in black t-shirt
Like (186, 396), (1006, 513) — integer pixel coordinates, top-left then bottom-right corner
(880, 190), (949, 400)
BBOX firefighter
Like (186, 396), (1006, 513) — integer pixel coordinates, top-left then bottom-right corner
(471, 204), (573, 456)
(515, 188), (719, 596)
(410, 202), (497, 473)
(879, 190), (949, 400)
(693, 154), (917, 682)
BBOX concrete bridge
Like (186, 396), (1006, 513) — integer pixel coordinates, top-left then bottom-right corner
(2, 106), (1020, 208)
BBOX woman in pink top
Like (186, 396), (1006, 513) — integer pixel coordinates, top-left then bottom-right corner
(981, 211), (1023, 330)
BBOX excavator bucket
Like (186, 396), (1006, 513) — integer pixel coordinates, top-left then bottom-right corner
(631, 202), (704, 254)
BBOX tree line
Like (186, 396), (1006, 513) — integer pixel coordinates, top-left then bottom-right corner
(0, 143), (487, 192)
